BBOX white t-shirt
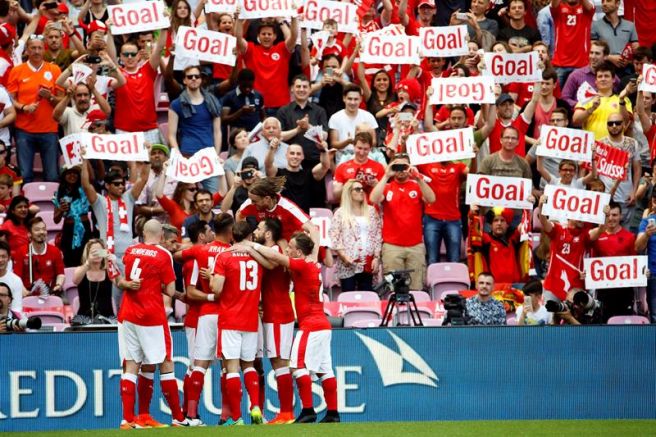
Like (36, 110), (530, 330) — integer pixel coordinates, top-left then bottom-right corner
(516, 304), (553, 326)
(551, 176), (586, 190)
(0, 86), (12, 144)
(328, 109), (379, 164)
(1, 270), (25, 312)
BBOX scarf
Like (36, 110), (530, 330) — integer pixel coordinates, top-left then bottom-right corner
(178, 88), (222, 119)
(54, 187), (89, 250)
(105, 195), (129, 253)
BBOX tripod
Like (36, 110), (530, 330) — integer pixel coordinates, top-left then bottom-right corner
(380, 292), (423, 326)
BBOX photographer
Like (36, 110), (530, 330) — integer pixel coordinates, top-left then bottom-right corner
(517, 279), (552, 326)
(548, 288), (603, 325)
(0, 283), (40, 333)
(465, 272), (506, 326)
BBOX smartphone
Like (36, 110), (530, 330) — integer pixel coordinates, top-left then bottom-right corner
(391, 163), (409, 172)
(95, 249), (108, 258)
(240, 170), (254, 179)
(398, 112), (413, 122)
(51, 21), (62, 30)
(85, 55), (102, 64)
(455, 12), (468, 20)
(325, 67), (334, 76)
(524, 296), (532, 312)
(649, 218), (656, 227)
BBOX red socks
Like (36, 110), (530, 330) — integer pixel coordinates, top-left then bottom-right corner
(293, 369), (313, 409)
(120, 374), (137, 423)
(186, 367), (206, 418)
(320, 374), (337, 412)
(137, 371), (154, 416)
(258, 370), (265, 411)
(160, 372), (184, 422)
(225, 373), (243, 421)
(220, 371), (231, 421)
(275, 368), (294, 414)
(182, 370), (191, 413)
(243, 368), (260, 410)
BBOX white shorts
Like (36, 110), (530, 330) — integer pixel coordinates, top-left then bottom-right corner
(185, 326), (196, 363)
(264, 321), (294, 360)
(193, 314), (219, 361)
(118, 320), (172, 365)
(256, 318), (264, 359)
(219, 329), (258, 361)
(290, 330), (332, 374)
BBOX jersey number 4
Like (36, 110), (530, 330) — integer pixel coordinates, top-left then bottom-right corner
(239, 260), (259, 291)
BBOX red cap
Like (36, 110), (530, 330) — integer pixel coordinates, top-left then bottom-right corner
(86, 109), (107, 123)
(88, 20), (107, 34)
(0, 23), (16, 47)
(395, 78), (422, 104)
(491, 207), (515, 225)
(57, 2), (69, 14)
(418, 0), (436, 7)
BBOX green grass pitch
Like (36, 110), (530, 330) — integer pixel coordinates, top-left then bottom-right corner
(7, 420), (656, 437)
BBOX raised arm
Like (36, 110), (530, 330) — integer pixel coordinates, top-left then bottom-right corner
(129, 161), (151, 200)
(235, 16), (248, 54)
(80, 159), (98, 205)
(284, 17), (298, 53)
(149, 28), (167, 71)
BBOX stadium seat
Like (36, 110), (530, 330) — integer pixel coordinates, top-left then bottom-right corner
(159, 122), (169, 144)
(64, 267), (76, 290)
(321, 265), (339, 299)
(324, 172), (337, 205)
(23, 182), (59, 212)
(47, 323), (71, 332)
(343, 308), (383, 328)
(23, 295), (64, 314)
(350, 318), (382, 328)
(337, 291), (380, 303)
(38, 211), (63, 241)
(174, 299), (187, 322)
(323, 293), (330, 302)
(426, 263), (470, 300)
(338, 292), (382, 327)
(607, 315), (650, 325)
(410, 290), (431, 302)
(507, 316), (518, 325)
(71, 296), (80, 316)
(24, 310), (66, 324)
(394, 303), (434, 326)
(309, 208), (333, 220)
(422, 318), (444, 327)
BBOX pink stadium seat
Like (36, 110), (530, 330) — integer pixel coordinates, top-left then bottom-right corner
(321, 265), (339, 298)
(64, 267), (76, 289)
(23, 295), (64, 314)
(174, 299), (187, 321)
(159, 122), (169, 144)
(71, 296), (80, 316)
(410, 290), (431, 302)
(323, 301), (339, 317)
(350, 318), (382, 328)
(338, 291), (382, 327)
(394, 303), (434, 325)
(48, 323), (71, 332)
(24, 310), (66, 324)
(23, 182), (59, 212)
(607, 315), (650, 325)
(337, 291), (380, 303)
(310, 208), (333, 220)
(343, 308), (383, 328)
(422, 318), (444, 327)
(426, 263), (470, 300)
(507, 316), (518, 325)
(323, 293), (330, 302)
(324, 172), (337, 205)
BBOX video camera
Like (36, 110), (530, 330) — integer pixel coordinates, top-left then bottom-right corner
(375, 269), (413, 299)
(442, 294), (467, 326)
(545, 290), (599, 314)
(1, 316), (42, 331)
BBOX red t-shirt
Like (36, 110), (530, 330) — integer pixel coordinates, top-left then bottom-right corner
(15, 244), (65, 290)
(0, 220), (28, 263)
(435, 105), (476, 127)
(482, 230), (521, 284)
(507, 81), (562, 109)
(381, 179), (424, 246)
(244, 41), (292, 108)
(488, 117), (531, 157)
(551, 2), (595, 68)
(214, 250), (263, 332)
(591, 228), (636, 258)
(334, 158), (385, 198)
(158, 195), (190, 232)
(238, 195), (309, 241)
(262, 245), (294, 324)
(418, 162), (467, 221)
(182, 240), (231, 316)
(544, 223), (591, 300)
(182, 258), (200, 329)
(119, 243), (176, 326)
(114, 63), (158, 132)
(624, 0), (656, 47)
(288, 257), (330, 332)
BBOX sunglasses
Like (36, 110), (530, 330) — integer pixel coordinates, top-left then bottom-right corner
(607, 121), (623, 127)
(185, 74), (201, 80)
(110, 180), (125, 187)
(187, 187), (197, 192)
(121, 52), (138, 58)
(352, 186), (364, 192)
(29, 35), (45, 41)
(0, 149), (7, 154)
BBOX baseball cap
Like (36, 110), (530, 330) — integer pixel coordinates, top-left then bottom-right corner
(242, 157), (259, 170)
(86, 109), (107, 124)
(88, 20), (108, 35)
(496, 93), (515, 106)
(0, 23), (16, 47)
(57, 2), (69, 14)
(104, 169), (125, 184)
(150, 143), (170, 156)
(418, 0), (436, 7)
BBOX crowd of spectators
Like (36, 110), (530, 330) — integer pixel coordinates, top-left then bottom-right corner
(2, 0), (656, 333)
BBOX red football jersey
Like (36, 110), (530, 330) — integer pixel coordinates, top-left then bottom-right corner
(488, 117), (530, 157)
(114, 63), (158, 132)
(418, 162), (467, 221)
(214, 250), (263, 332)
(544, 223), (591, 300)
(590, 228), (636, 258)
(182, 240), (231, 316)
(119, 243), (176, 326)
(289, 258), (330, 332)
(262, 245), (294, 324)
(244, 41), (292, 108)
(551, 2), (595, 68)
(334, 159), (385, 199)
(182, 258), (200, 329)
(238, 195), (309, 241)
(482, 230), (522, 284)
(381, 180), (424, 246)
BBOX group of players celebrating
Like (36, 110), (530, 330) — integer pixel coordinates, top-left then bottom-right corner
(115, 178), (339, 428)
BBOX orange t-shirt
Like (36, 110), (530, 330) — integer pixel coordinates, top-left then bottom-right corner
(7, 61), (61, 133)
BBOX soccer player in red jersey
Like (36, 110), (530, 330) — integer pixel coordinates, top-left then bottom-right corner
(252, 218), (296, 424)
(117, 220), (189, 429)
(176, 214), (233, 425)
(249, 230), (340, 424)
(210, 221), (266, 426)
(174, 220), (215, 426)
(538, 196), (608, 302)
(237, 177), (313, 243)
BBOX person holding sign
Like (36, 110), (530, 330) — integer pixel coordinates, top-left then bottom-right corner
(235, 15), (298, 114)
(479, 126), (532, 179)
(537, 194), (608, 303)
(636, 194), (656, 323)
(168, 65), (223, 193)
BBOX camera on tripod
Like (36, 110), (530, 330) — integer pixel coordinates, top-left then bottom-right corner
(379, 269), (424, 326)
(376, 269), (413, 299)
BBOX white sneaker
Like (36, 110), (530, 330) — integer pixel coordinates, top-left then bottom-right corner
(188, 417), (206, 427)
(172, 418), (191, 427)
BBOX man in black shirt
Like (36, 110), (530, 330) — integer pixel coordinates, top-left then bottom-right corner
(497, 0), (541, 53)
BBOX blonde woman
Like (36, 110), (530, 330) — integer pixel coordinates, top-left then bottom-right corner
(330, 180), (382, 291)
(73, 239), (115, 318)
